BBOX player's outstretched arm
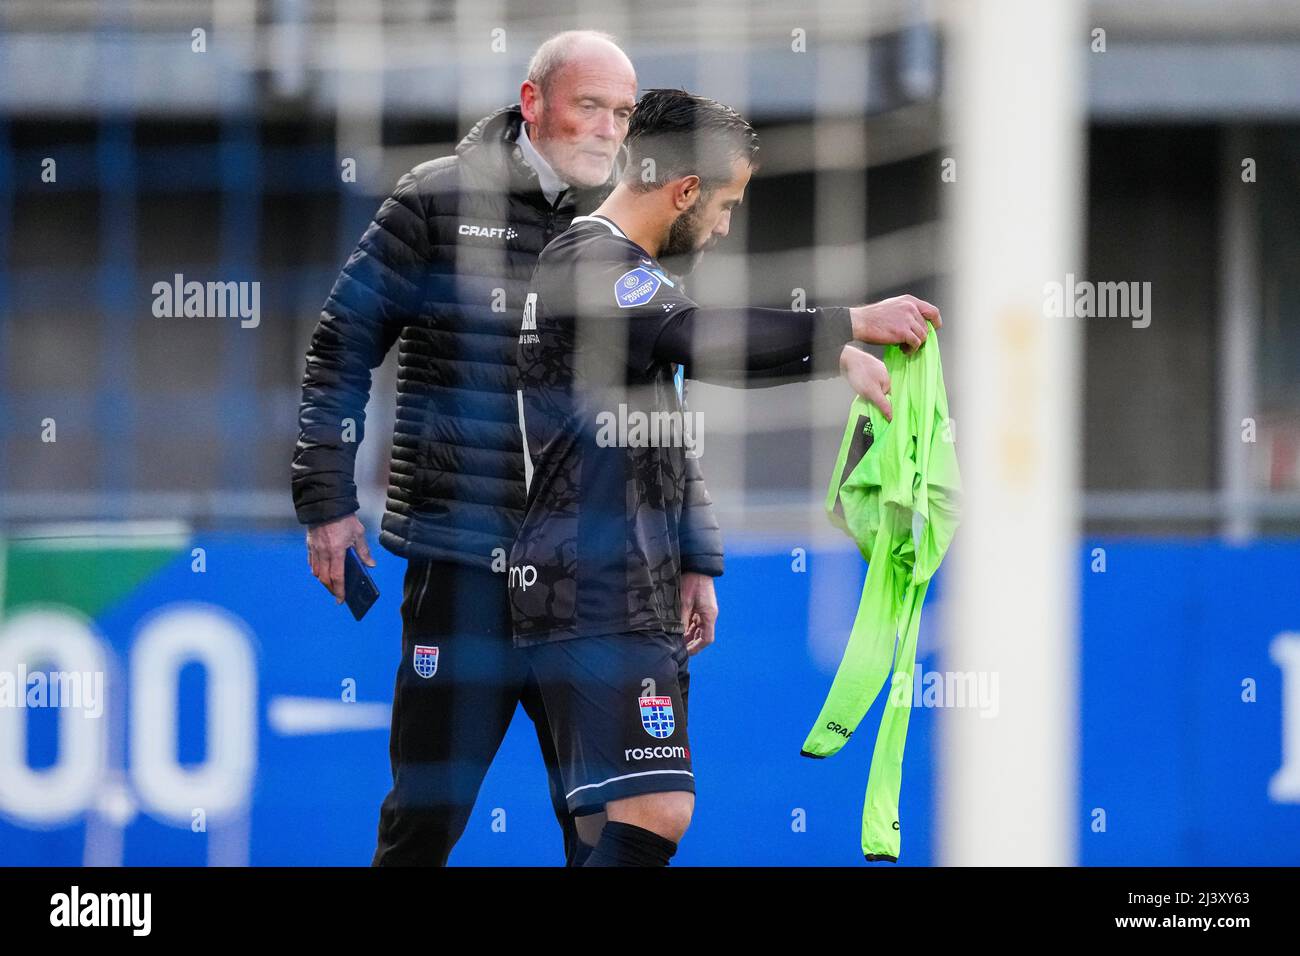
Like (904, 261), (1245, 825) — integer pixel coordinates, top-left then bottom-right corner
(651, 292), (941, 388)
(652, 304), (853, 383)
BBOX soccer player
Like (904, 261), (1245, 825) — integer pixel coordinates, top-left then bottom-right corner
(512, 88), (942, 866)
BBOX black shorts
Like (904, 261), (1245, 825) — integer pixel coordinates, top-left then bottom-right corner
(524, 631), (694, 815)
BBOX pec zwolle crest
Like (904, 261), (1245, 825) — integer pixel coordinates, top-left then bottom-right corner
(413, 645), (439, 678)
(639, 695), (675, 738)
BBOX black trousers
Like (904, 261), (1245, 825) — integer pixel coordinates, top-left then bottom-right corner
(371, 557), (579, 866)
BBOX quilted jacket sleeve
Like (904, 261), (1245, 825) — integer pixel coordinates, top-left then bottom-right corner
(679, 451), (725, 577)
(291, 166), (435, 526)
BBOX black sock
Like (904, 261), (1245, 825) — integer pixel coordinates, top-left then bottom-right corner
(582, 821), (678, 867)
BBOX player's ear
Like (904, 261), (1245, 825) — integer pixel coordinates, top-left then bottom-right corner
(675, 175), (702, 210)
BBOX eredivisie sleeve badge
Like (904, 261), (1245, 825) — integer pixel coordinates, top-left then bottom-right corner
(615, 268), (662, 308)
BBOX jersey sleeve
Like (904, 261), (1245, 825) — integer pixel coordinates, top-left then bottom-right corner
(654, 305), (854, 383)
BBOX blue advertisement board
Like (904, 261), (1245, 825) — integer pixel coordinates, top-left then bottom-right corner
(0, 533), (1295, 865)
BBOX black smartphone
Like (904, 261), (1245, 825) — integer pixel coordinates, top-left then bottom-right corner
(342, 547), (380, 621)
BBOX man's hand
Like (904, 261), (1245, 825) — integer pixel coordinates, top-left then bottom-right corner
(680, 572), (719, 656)
(306, 513), (375, 603)
(840, 345), (893, 422)
(850, 294), (942, 352)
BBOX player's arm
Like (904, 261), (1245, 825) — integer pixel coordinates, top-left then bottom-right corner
(591, 249), (933, 420)
(653, 295), (941, 384)
(651, 298), (938, 421)
(715, 295), (938, 387)
(587, 240), (939, 381)
(653, 304), (850, 381)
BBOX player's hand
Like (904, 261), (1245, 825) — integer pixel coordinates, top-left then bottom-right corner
(680, 572), (719, 655)
(849, 294), (941, 352)
(840, 345), (893, 423)
(306, 513), (375, 603)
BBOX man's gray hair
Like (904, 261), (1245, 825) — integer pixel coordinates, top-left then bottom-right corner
(526, 30), (623, 94)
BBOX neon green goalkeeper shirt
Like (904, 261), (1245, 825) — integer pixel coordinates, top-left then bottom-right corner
(800, 326), (961, 862)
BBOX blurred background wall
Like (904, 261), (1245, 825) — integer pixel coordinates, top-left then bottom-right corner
(2, 1), (1297, 536)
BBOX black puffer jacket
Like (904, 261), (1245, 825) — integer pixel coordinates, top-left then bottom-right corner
(291, 105), (724, 576)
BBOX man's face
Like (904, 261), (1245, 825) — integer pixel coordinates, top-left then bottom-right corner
(523, 45), (637, 189)
(660, 157), (752, 275)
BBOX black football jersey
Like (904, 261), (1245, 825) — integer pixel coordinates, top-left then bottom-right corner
(510, 215), (699, 644)
(510, 213), (854, 644)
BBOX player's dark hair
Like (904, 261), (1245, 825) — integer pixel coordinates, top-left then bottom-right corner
(621, 88), (759, 194)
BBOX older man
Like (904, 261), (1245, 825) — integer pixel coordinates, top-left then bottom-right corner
(291, 32), (723, 866)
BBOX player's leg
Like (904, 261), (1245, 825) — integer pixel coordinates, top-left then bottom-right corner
(371, 558), (520, 866)
(572, 810), (607, 860)
(518, 666), (605, 866)
(589, 633), (693, 863)
(602, 791), (693, 842)
(585, 791), (692, 866)
(524, 630), (694, 867)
